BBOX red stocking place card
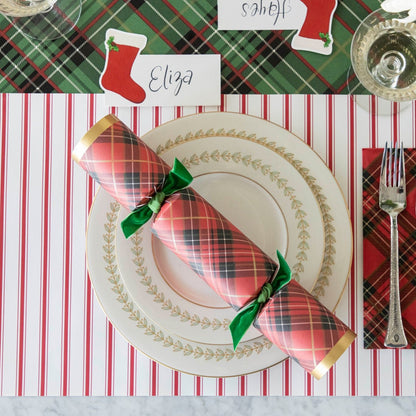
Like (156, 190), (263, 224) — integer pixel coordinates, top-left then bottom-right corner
(100, 29), (221, 107)
(218, 0), (338, 55)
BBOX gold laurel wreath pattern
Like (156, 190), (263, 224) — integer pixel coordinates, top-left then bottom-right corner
(104, 201), (273, 360)
(101, 126), (336, 361)
(128, 146), (311, 331)
(130, 230), (231, 331)
(155, 128), (335, 297)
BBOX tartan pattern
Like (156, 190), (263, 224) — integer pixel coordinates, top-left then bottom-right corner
(254, 280), (351, 373)
(153, 188), (353, 372)
(75, 117), (355, 375)
(363, 148), (416, 349)
(77, 118), (170, 211)
(152, 187), (277, 310)
(0, 0), (379, 94)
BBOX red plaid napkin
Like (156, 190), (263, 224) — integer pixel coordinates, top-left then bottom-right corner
(363, 148), (416, 349)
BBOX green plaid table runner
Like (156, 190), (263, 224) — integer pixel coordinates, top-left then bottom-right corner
(0, 0), (380, 94)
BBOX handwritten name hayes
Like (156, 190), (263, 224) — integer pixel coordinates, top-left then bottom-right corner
(241, 0), (291, 25)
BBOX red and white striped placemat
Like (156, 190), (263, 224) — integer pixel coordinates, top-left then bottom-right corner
(0, 93), (415, 396)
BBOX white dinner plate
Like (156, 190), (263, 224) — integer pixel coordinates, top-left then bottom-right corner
(86, 112), (352, 377)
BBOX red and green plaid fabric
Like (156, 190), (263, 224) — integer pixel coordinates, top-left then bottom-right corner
(0, 0), (379, 94)
(74, 115), (170, 211)
(363, 148), (416, 349)
(254, 280), (352, 374)
(152, 187), (277, 310)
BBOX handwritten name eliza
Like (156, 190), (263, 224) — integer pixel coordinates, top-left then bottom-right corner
(149, 65), (193, 96)
(104, 54), (220, 106)
(241, 0), (291, 25)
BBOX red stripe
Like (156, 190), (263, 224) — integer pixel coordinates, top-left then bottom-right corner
(282, 96), (292, 398)
(154, 107), (161, 128)
(195, 376), (202, 396)
(220, 95), (226, 112)
(239, 375), (246, 396)
(39, 95), (52, 396)
(284, 95), (290, 130)
(371, 97), (377, 148)
(173, 371), (180, 396)
(328, 367), (335, 396)
(326, 95), (335, 397)
(128, 346), (136, 396)
(61, 94), (74, 395)
(348, 96), (357, 396)
(217, 378), (224, 396)
(355, 0), (372, 13)
(261, 369), (269, 396)
(306, 373), (312, 396)
(334, 15), (354, 35)
(17, 94), (30, 396)
(283, 360), (290, 395)
(394, 350), (401, 395)
(327, 96), (334, 171)
(241, 96), (247, 114)
(262, 95), (269, 120)
(151, 361), (158, 396)
(0, 94), (8, 394)
(372, 350), (378, 396)
(83, 215), (93, 396)
(106, 322), (114, 396)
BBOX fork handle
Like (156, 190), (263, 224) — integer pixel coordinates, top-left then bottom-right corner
(385, 215), (408, 348)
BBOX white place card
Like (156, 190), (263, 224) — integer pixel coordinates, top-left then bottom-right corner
(103, 54), (221, 107)
(217, 0), (338, 55)
(218, 0), (307, 30)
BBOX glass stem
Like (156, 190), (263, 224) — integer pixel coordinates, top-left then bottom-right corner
(372, 51), (406, 87)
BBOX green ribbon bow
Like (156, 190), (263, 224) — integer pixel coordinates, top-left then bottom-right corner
(229, 250), (291, 350)
(120, 158), (193, 238)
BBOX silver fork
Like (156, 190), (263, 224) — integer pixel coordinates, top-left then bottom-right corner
(379, 141), (408, 348)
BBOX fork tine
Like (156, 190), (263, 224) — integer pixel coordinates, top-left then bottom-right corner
(381, 142), (388, 186)
(393, 141), (399, 187)
(389, 140), (394, 187)
(399, 142), (405, 188)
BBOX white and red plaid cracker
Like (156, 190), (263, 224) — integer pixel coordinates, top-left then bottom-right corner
(73, 114), (356, 379)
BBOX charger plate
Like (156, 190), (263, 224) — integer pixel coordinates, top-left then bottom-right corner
(86, 112), (353, 377)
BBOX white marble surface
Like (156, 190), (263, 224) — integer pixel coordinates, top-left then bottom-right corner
(0, 397), (415, 415)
